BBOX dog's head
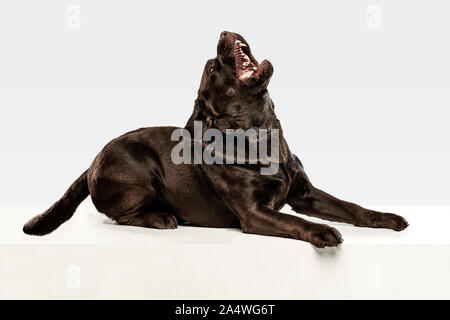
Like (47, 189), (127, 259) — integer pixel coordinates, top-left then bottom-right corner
(197, 31), (274, 117)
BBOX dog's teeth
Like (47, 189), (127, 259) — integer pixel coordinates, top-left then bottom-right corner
(243, 55), (251, 67)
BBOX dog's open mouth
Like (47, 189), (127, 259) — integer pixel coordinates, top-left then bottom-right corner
(234, 39), (260, 81)
(218, 31), (272, 84)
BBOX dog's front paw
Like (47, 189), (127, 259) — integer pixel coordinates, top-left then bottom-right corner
(363, 212), (409, 231)
(302, 224), (343, 248)
(384, 213), (409, 231)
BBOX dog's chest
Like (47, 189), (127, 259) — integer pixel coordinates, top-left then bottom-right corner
(200, 163), (291, 210)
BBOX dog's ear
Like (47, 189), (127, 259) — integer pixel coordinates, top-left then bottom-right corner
(185, 99), (218, 133)
(184, 99), (202, 133)
(195, 98), (206, 113)
(197, 97), (219, 118)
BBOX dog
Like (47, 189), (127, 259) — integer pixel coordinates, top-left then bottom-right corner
(23, 31), (408, 248)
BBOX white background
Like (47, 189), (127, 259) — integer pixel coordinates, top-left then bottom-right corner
(1, 1), (450, 300)
(0, 0), (449, 205)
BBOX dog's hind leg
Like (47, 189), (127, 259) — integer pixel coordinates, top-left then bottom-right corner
(90, 180), (178, 230)
(286, 171), (408, 231)
(115, 210), (178, 229)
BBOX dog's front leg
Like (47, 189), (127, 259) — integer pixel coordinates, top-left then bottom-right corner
(286, 171), (408, 231)
(239, 207), (343, 248)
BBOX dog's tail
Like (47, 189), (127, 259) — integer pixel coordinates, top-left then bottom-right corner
(23, 170), (90, 236)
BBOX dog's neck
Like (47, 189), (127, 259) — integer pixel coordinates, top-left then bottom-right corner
(185, 92), (281, 133)
(184, 93), (291, 164)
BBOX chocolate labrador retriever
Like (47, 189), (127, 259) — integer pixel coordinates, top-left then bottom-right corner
(23, 31), (408, 247)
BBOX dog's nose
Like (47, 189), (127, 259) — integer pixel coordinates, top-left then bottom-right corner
(220, 31), (228, 39)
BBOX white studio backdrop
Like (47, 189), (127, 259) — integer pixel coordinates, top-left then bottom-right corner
(0, 0), (449, 205)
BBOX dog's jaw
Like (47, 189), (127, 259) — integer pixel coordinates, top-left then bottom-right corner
(234, 39), (258, 80)
(224, 33), (272, 84)
(216, 31), (273, 89)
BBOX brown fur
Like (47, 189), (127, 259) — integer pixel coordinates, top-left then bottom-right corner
(23, 32), (408, 248)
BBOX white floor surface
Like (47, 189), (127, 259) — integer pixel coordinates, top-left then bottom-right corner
(0, 201), (449, 299)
